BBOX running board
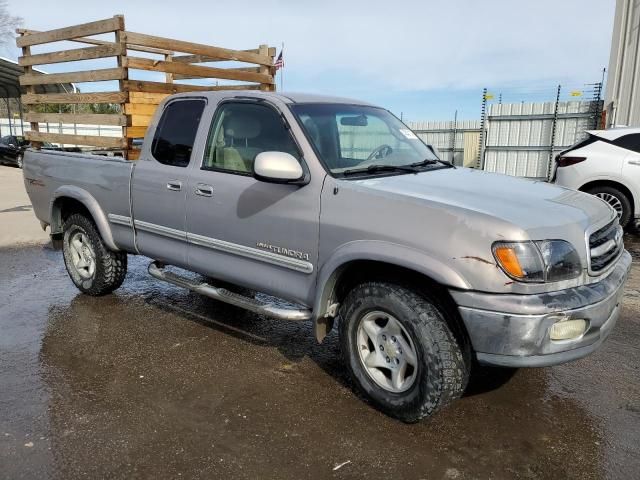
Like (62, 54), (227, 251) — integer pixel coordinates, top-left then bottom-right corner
(148, 261), (312, 321)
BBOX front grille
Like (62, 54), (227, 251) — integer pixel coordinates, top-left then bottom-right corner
(589, 220), (623, 273)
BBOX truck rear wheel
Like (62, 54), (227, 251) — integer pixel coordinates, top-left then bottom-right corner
(62, 213), (127, 296)
(339, 282), (469, 422)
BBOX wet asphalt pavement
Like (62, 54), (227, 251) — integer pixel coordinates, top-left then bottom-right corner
(1, 240), (639, 480)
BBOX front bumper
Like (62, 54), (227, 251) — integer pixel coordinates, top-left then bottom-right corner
(451, 250), (631, 367)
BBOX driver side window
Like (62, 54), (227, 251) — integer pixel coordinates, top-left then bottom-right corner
(203, 102), (300, 174)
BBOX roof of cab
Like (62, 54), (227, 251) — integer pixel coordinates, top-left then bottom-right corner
(168, 90), (374, 106)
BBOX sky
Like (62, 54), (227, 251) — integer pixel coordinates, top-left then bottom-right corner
(4, 0), (616, 122)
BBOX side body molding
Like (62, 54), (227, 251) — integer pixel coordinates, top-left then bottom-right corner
(50, 185), (120, 251)
(312, 240), (471, 342)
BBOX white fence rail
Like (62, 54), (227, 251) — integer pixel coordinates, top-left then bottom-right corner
(0, 118), (121, 147)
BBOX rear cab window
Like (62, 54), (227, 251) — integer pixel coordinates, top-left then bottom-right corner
(151, 99), (206, 167)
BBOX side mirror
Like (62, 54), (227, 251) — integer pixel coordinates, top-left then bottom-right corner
(8, 143), (16, 149)
(253, 151), (305, 184)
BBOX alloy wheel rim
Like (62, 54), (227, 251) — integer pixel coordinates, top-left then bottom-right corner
(68, 231), (96, 280)
(595, 192), (623, 218)
(356, 310), (418, 393)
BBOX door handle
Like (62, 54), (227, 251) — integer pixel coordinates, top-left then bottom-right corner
(195, 183), (214, 197)
(628, 160), (640, 166)
(167, 180), (182, 191)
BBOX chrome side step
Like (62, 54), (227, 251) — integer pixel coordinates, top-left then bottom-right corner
(148, 261), (312, 321)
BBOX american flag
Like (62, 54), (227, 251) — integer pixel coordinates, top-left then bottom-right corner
(274, 50), (284, 70)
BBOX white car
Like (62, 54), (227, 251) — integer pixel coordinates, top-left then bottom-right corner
(554, 127), (640, 228)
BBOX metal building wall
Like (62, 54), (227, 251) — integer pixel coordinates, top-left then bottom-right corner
(483, 101), (596, 179)
(606, 0), (640, 127)
(409, 120), (480, 165)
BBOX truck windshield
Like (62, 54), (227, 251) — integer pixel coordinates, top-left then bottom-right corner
(290, 103), (441, 176)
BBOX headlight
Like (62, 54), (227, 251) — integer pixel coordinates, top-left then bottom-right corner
(492, 240), (582, 283)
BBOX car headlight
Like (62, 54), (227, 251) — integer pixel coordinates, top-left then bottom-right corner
(492, 240), (582, 283)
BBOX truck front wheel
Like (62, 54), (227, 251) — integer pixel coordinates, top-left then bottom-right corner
(62, 213), (127, 296)
(339, 282), (469, 422)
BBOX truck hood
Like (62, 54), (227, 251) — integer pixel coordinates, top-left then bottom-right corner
(353, 167), (613, 233)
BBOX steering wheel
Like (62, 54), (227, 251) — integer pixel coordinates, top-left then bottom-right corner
(365, 144), (393, 162)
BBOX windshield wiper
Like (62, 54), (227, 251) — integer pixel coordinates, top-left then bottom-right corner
(342, 164), (420, 176)
(408, 158), (455, 169)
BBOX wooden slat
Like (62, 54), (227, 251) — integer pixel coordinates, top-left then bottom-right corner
(124, 31), (273, 66)
(25, 131), (127, 148)
(19, 67), (126, 86)
(123, 79), (260, 95)
(21, 43), (42, 148)
(124, 126), (147, 138)
(19, 44), (123, 66)
(173, 51), (257, 63)
(16, 28), (172, 55)
(164, 53), (174, 84)
(173, 66), (261, 80)
(125, 103), (158, 115)
(130, 114), (152, 127)
(114, 15), (130, 159)
(22, 92), (128, 104)
(124, 56), (273, 84)
(258, 44), (273, 92)
(16, 17), (120, 47)
(129, 91), (169, 104)
(24, 112), (128, 126)
(172, 47), (276, 64)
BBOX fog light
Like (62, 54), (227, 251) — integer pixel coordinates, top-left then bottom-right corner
(549, 319), (588, 341)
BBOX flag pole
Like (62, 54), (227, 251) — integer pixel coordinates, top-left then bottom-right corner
(280, 42), (284, 92)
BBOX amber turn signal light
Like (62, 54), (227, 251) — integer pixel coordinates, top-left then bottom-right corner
(493, 246), (525, 278)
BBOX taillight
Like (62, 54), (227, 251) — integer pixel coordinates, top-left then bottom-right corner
(556, 156), (586, 167)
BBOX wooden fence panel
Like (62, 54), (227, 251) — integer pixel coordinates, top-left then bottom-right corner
(16, 15), (275, 156)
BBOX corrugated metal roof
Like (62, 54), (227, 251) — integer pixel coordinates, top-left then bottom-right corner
(0, 57), (74, 98)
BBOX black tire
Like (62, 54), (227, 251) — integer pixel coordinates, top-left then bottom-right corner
(586, 185), (632, 228)
(339, 282), (469, 423)
(62, 213), (127, 296)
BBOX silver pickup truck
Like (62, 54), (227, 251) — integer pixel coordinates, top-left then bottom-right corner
(23, 91), (631, 422)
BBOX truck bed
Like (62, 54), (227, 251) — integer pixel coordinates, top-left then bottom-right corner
(23, 149), (135, 251)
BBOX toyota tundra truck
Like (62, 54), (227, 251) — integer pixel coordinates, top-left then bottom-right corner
(22, 91), (631, 422)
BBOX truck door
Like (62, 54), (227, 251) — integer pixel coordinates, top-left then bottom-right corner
(185, 100), (322, 306)
(131, 98), (207, 268)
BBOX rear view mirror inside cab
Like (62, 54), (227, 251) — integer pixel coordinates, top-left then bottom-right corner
(340, 115), (368, 127)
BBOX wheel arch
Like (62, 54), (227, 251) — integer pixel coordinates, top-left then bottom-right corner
(579, 178), (636, 218)
(312, 242), (471, 344)
(50, 186), (119, 251)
